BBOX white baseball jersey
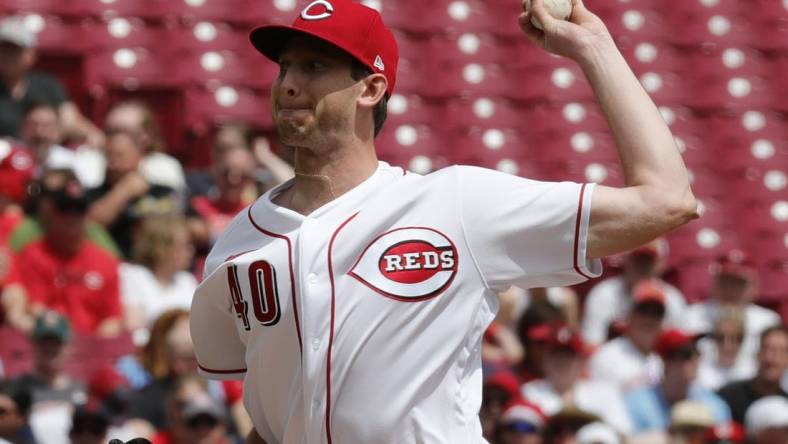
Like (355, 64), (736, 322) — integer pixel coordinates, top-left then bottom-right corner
(190, 162), (601, 444)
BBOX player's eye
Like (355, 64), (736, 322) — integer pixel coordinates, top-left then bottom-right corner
(306, 60), (326, 72)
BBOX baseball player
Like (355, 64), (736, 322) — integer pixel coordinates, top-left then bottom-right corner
(190, 0), (699, 443)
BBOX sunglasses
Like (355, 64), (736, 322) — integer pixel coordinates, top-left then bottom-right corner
(668, 347), (699, 361)
(185, 413), (220, 429)
(633, 303), (666, 318)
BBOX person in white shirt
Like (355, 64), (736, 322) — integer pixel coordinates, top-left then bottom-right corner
(20, 102), (105, 188)
(121, 216), (196, 346)
(521, 324), (633, 434)
(697, 308), (756, 391)
(589, 279), (665, 393)
(582, 238), (687, 346)
(682, 250), (780, 370)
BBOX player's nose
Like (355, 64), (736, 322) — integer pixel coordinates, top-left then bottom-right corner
(276, 68), (301, 98)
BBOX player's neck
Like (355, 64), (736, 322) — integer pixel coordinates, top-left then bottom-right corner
(276, 143), (378, 215)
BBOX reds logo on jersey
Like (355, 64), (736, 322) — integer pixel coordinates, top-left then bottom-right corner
(349, 227), (458, 301)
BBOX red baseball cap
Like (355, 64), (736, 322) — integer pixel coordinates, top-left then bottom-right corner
(632, 278), (666, 307)
(715, 249), (757, 281)
(655, 328), (702, 360)
(705, 422), (746, 443)
(542, 324), (588, 356)
(0, 140), (35, 204)
(249, 0), (399, 97)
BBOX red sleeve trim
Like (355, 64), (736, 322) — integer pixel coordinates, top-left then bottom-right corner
(573, 183), (594, 280)
(198, 364), (247, 374)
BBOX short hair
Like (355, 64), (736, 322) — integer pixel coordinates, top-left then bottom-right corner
(760, 324), (788, 347)
(140, 308), (190, 379)
(22, 100), (58, 119)
(107, 100), (166, 153)
(349, 61), (388, 138)
(0, 382), (32, 418)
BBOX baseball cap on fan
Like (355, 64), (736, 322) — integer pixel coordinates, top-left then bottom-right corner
(0, 16), (36, 48)
(249, 0), (399, 97)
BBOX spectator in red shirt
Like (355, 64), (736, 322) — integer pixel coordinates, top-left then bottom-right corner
(1, 177), (122, 336)
(0, 140), (33, 290)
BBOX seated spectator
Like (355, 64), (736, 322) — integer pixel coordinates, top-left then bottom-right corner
(575, 422), (620, 444)
(542, 407), (601, 444)
(0, 381), (35, 444)
(9, 311), (87, 444)
(0, 16), (102, 144)
(668, 401), (715, 444)
(704, 422), (746, 444)
(69, 407), (110, 444)
(121, 217), (196, 346)
(483, 290), (525, 370)
(103, 101), (185, 192)
(682, 250), (780, 369)
(744, 396), (788, 444)
(625, 329), (731, 433)
(7, 168), (120, 257)
(126, 310), (196, 429)
(582, 239), (686, 346)
(86, 364), (153, 442)
(515, 300), (566, 384)
(697, 308), (755, 391)
(150, 375), (231, 444)
(87, 129), (182, 258)
(1, 178), (122, 336)
(19, 102), (105, 188)
(494, 401), (545, 444)
(521, 325), (632, 433)
(717, 325), (788, 423)
(0, 141), (33, 287)
(190, 147), (257, 246)
(481, 372), (530, 440)
(589, 279), (665, 392)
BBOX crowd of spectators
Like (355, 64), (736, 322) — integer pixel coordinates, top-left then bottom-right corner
(0, 13), (786, 444)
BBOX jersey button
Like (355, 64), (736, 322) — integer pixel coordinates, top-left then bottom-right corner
(308, 273), (318, 284)
(312, 338), (320, 350)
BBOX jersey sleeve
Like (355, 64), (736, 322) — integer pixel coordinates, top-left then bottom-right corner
(456, 166), (602, 291)
(190, 275), (248, 380)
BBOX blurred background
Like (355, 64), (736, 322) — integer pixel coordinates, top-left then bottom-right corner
(0, 0), (785, 443)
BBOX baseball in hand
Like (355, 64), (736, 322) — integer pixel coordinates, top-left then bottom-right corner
(525, 0), (573, 30)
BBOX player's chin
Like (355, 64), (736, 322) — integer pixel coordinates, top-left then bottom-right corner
(276, 122), (313, 146)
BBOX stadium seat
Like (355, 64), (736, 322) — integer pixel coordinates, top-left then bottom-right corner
(155, 0), (254, 25)
(184, 85), (271, 130)
(0, 327), (33, 378)
(84, 47), (181, 90)
(24, 13), (86, 53)
(168, 21), (248, 53)
(385, 93), (443, 128)
(180, 49), (277, 90)
(81, 16), (164, 51)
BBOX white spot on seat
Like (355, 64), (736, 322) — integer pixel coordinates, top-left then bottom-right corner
(635, 42), (657, 63)
(409, 155), (432, 174)
(463, 63), (485, 84)
(108, 18), (131, 38)
(497, 159), (518, 175)
(388, 94), (407, 115)
(742, 111), (765, 131)
(201, 51), (224, 72)
(696, 228), (720, 249)
(473, 98), (494, 119)
(659, 106), (675, 125)
(696, 200), (707, 216)
(708, 15), (731, 36)
(457, 33), (480, 54)
(622, 10), (644, 31)
(640, 72), (663, 92)
(215, 86), (238, 107)
(552, 68), (574, 89)
(483, 129), (505, 150)
(771, 200), (788, 221)
(395, 125), (418, 146)
(0, 139), (11, 160)
(274, 0), (297, 10)
(585, 163), (607, 182)
(727, 77), (751, 98)
(751, 140), (775, 159)
(722, 48), (745, 69)
(185, 0), (206, 7)
(675, 136), (686, 153)
(571, 132), (593, 153)
(701, 0), (720, 6)
(113, 48), (137, 68)
(563, 103), (586, 123)
(448, 1), (470, 21)
(765, 171), (787, 191)
(194, 22), (217, 42)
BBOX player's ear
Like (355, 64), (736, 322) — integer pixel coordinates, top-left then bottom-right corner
(357, 73), (387, 109)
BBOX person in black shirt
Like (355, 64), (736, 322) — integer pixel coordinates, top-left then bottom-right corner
(717, 325), (788, 423)
(0, 16), (102, 144)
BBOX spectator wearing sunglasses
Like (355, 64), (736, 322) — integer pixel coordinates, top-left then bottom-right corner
(717, 325), (788, 424)
(624, 329), (731, 433)
(697, 308), (755, 391)
(150, 375), (230, 444)
(589, 279), (666, 393)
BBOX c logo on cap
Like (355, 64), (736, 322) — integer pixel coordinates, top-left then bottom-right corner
(301, 0), (334, 20)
